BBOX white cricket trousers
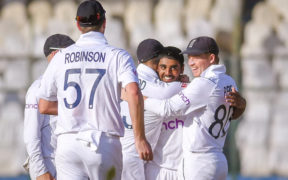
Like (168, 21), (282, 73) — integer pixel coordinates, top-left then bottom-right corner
(29, 157), (56, 180)
(121, 153), (145, 180)
(178, 151), (228, 180)
(55, 133), (122, 180)
(145, 161), (178, 180)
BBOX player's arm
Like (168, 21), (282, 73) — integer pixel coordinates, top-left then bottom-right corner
(36, 172), (55, 180)
(37, 53), (59, 115)
(38, 99), (58, 115)
(124, 82), (153, 161)
(225, 87), (246, 120)
(144, 78), (211, 117)
(24, 90), (49, 178)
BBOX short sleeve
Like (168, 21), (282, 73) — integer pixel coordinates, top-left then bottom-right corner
(117, 50), (139, 88)
(37, 55), (59, 101)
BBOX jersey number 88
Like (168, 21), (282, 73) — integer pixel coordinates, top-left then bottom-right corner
(208, 105), (233, 139)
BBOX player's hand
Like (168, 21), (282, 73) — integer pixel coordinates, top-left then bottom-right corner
(179, 74), (190, 83)
(225, 87), (246, 119)
(135, 138), (153, 161)
(225, 87), (246, 110)
(36, 172), (55, 180)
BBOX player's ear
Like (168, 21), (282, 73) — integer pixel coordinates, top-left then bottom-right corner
(101, 19), (106, 33)
(209, 53), (216, 64)
(76, 21), (82, 32)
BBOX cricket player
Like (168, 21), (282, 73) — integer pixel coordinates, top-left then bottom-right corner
(144, 46), (188, 180)
(120, 40), (185, 180)
(24, 34), (75, 180)
(37, 0), (152, 180)
(144, 36), (246, 180)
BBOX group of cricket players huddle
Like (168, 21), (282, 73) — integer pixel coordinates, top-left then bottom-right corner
(23, 0), (246, 180)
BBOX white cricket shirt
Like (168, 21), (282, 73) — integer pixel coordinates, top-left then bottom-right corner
(24, 77), (57, 177)
(145, 65), (237, 153)
(120, 64), (183, 155)
(38, 31), (138, 136)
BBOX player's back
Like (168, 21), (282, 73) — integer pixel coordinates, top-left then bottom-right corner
(44, 32), (137, 136)
(183, 71), (237, 153)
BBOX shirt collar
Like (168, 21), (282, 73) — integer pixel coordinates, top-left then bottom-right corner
(201, 64), (226, 78)
(76, 31), (108, 46)
(137, 64), (159, 79)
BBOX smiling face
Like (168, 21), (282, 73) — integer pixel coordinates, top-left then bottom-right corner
(157, 57), (183, 82)
(187, 53), (215, 77)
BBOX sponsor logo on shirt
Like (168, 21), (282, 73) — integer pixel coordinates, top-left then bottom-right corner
(65, 51), (106, 64)
(163, 118), (184, 130)
(178, 91), (190, 105)
(25, 104), (38, 109)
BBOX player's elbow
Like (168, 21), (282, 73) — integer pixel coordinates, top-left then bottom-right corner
(125, 82), (142, 97)
(38, 100), (48, 114)
(38, 99), (58, 115)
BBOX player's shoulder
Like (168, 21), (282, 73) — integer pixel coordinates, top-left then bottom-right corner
(113, 48), (131, 58)
(26, 78), (41, 98)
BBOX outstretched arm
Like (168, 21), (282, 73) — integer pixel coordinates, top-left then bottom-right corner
(225, 87), (246, 120)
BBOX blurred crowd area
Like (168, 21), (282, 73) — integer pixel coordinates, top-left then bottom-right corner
(0, 0), (288, 178)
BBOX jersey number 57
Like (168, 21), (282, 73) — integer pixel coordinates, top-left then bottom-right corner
(63, 68), (106, 109)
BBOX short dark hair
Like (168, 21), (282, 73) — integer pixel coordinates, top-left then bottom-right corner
(159, 46), (184, 67)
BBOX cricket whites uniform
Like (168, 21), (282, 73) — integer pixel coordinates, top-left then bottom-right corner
(38, 31), (138, 180)
(145, 65), (237, 180)
(145, 114), (188, 180)
(24, 77), (57, 180)
(120, 64), (183, 180)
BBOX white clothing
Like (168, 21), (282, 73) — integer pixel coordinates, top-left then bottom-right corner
(145, 115), (187, 180)
(145, 65), (237, 179)
(178, 150), (227, 180)
(120, 64), (183, 180)
(56, 133), (122, 180)
(38, 31), (138, 180)
(24, 77), (57, 179)
(145, 161), (178, 180)
(38, 31), (138, 136)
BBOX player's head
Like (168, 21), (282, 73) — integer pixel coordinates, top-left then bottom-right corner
(43, 34), (75, 62)
(137, 38), (164, 71)
(75, 0), (106, 34)
(182, 36), (219, 77)
(157, 46), (184, 83)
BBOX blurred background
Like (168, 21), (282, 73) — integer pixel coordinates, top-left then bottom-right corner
(0, 0), (288, 179)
